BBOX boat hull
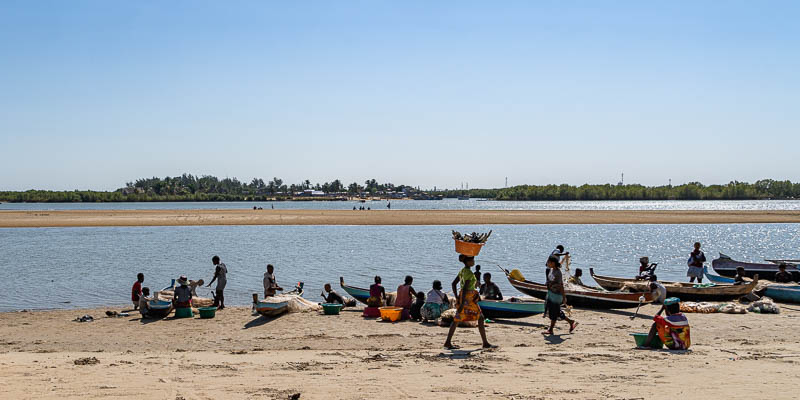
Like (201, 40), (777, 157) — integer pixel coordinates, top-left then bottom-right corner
(478, 300), (545, 319)
(712, 254), (800, 281)
(256, 301), (288, 317)
(505, 274), (653, 309)
(704, 266), (800, 304)
(590, 268), (758, 302)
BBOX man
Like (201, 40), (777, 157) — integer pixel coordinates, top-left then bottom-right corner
(173, 276), (193, 308)
(131, 273), (144, 310)
(263, 264), (283, 298)
(687, 242), (706, 283)
(479, 272), (503, 300)
(643, 297), (690, 350)
(544, 255), (577, 335)
(321, 283), (345, 304)
(207, 256), (227, 310)
(649, 275), (667, 304)
(568, 268), (584, 286)
(775, 263), (794, 283)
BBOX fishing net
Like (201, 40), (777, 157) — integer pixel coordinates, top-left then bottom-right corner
(260, 294), (321, 313)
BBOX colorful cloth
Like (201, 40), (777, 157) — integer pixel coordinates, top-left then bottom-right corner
(367, 284), (384, 307)
(655, 313), (691, 350)
(454, 290), (481, 322)
(421, 302), (449, 320)
(458, 267), (477, 292)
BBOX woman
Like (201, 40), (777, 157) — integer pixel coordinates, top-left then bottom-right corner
(367, 276), (386, 307)
(443, 255), (494, 349)
(421, 280), (450, 321)
(394, 275), (416, 320)
(545, 255), (577, 335)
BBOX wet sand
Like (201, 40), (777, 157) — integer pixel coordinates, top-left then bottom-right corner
(1, 304), (798, 399)
(2, 209), (799, 227)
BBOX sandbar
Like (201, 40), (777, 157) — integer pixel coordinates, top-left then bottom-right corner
(1, 209), (799, 228)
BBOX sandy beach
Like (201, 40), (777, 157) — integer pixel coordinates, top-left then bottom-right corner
(1, 303), (798, 399)
(2, 209), (800, 228)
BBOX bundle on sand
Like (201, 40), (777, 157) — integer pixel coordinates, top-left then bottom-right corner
(680, 302), (747, 314)
(155, 290), (213, 308)
(438, 308), (478, 327)
(747, 297), (779, 314)
(261, 294), (321, 313)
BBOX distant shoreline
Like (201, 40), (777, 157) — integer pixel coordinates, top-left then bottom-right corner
(1, 209), (799, 228)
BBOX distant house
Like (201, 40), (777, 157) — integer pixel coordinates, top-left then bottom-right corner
(298, 189), (326, 197)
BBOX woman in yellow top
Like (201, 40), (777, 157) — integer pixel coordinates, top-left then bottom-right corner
(443, 254), (495, 350)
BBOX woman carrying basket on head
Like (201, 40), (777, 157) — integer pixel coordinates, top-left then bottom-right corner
(443, 254), (495, 350)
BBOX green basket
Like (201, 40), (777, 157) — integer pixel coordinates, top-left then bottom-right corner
(322, 303), (343, 315)
(174, 307), (193, 318)
(198, 307), (217, 319)
(630, 333), (663, 349)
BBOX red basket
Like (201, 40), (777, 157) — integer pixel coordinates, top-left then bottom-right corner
(455, 240), (484, 256)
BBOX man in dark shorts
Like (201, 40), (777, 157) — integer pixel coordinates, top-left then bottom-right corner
(544, 255), (577, 335)
(207, 255), (227, 310)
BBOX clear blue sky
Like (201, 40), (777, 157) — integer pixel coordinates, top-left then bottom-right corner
(1, 1), (798, 191)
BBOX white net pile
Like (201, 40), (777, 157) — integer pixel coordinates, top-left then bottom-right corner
(260, 294), (321, 313)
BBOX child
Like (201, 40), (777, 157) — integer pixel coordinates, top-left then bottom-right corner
(131, 273), (144, 310)
(643, 297), (690, 350)
(321, 283), (345, 305)
(410, 291), (425, 321)
(734, 266), (746, 285)
(138, 287), (153, 318)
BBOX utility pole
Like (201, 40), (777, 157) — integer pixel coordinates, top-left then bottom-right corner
(505, 177), (508, 188)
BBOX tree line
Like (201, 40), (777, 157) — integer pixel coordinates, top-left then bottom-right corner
(1, 176), (798, 203)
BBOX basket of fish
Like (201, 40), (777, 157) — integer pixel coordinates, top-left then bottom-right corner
(453, 230), (491, 256)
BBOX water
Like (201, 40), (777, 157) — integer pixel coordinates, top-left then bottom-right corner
(2, 199), (800, 211)
(2, 224), (798, 312)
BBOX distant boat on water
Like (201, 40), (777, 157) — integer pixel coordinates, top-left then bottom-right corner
(457, 195), (470, 200)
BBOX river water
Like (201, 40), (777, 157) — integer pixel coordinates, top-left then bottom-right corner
(2, 223), (798, 312)
(2, 199), (800, 211)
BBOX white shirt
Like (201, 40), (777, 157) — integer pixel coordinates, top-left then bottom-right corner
(652, 282), (667, 304)
(425, 289), (445, 304)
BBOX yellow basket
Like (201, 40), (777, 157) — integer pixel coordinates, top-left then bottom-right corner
(454, 240), (484, 256)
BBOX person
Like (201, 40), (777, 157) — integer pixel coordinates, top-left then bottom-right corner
(568, 268), (584, 286)
(206, 256), (227, 310)
(544, 255), (577, 335)
(410, 292), (425, 321)
(394, 276), (417, 320)
(173, 276), (192, 308)
(421, 280), (450, 321)
(474, 265), (482, 287)
(188, 279), (204, 297)
(775, 263), (794, 283)
(353, 206), (357, 210)
(443, 254), (494, 350)
(643, 297), (691, 350)
(687, 242), (706, 283)
(131, 273), (144, 310)
(321, 283), (345, 304)
(263, 264), (283, 298)
(546, 245), (569, 282)
(734, 266), (747, 285)
(137, 287), (153, 318)
(480, 273), (503, 300)
(367, 276), (386, 307)
(649, 275), (667, 304)
(636, 257), (656, 280)
(387, 202), (391, 209)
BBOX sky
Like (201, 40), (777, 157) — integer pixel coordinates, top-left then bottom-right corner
(1, 1), (798, 191)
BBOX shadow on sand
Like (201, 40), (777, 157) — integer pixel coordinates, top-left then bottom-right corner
(243, 314), (284, 329)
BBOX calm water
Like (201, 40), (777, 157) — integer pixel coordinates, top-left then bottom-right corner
(2, 224), (798, 312)
(2, 199), (800, 211)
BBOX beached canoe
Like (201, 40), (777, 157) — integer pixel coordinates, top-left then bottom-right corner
(147, 300), (172, 318)
(339, 277), (395, 306)
(503, 270), (654, 309)
(704, 266), (800, 304)
(255, 300), (288, 317)
(478, 299), (545, 319)
(590, 268), (758, 302)
(712, 253), (799, 282)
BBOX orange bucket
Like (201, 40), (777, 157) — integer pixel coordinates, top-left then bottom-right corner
(455, 240), (484, 256)
(379, 307), (403, 322)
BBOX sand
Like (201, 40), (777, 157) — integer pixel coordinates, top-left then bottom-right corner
(2, 209), (800, 228)
(1, 303), (799, 399)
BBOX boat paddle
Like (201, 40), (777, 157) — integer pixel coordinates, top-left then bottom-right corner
(630, 295), (646, 320)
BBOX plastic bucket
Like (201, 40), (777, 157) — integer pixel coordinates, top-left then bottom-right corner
(363, 307), (381, 318)
(379, 307), (403, 322)
(322, 303), (343, 315)
(631, 333), (663, 349)
(198, 306), (217, 319)
(455, 240), (483, 256)
(175, 307), (193, 318)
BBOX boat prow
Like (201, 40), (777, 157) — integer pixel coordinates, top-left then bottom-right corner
(590, 267), (758, 302)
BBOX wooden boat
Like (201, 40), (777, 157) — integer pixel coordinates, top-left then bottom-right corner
(255, 300), (288, 317)
(478, 299), (545, 319)
(712, 253), (799, 281)
(590, 268), (759, 302)
(704, 266), (800, 304)
(339, 277), (395, 306)
(147, 300), (172, 318)
(503, 270), (655, 309)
